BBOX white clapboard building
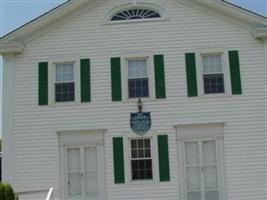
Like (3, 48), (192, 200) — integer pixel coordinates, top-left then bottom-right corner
(0, 0), (266, 200)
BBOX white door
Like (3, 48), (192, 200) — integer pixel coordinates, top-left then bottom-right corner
(67, 148), (82, 197)
(84, 147), (98, 198)
(184, 140), (220, 200)
(67, 146), (102, 200)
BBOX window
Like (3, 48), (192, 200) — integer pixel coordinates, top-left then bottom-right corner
(67, 147), (98, 199)
(55, 63), (75, 102)
(128, 59), (149, 98)
(202, 55), (225, 94)
(130, 138), (152, 180)
(111, 8), (161, 21)
(184, 140), (220, 200)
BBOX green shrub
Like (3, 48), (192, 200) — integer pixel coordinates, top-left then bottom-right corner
(0, 183), (15, 200)
(0, 183), (5, 200)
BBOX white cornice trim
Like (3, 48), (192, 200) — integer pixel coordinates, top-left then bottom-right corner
(252, 28), (267, 39)
(207, 0), (267, 25)
(0, 43), (25, 54)
(180, 0), (267, 27)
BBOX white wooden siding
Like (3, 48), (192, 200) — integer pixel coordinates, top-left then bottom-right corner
(8, 0), (267, 199)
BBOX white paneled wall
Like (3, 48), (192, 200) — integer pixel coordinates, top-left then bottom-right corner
(9, 0), (267, 200)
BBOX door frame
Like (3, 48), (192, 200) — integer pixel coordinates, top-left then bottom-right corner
(57, 129), (106, 200)
(175, 123), (227, 200)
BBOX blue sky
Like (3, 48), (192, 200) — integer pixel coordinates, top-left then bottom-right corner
(0, 0), (266, 137)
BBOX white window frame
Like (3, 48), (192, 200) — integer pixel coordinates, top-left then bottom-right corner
(121, 52), (156, 101)
(196, 49), (232, 97)
(104, 3), (169, 25)
(54, 62), (75, 103)
(129, 137), (153, 181)
(48, 56), (81, 105)
(57, 129), (106, 200)
(176, 123), (227, 200)
(127, 58), (150, 99)
(122, 131), (160, 184)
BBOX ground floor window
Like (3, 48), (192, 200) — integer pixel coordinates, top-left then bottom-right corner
(130, 138), (153, 180)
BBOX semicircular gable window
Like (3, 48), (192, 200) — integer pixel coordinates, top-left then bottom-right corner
(111, 8), (161, 21)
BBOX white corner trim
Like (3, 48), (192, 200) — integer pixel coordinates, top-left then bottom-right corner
(0, 43), (24, 54)
(2, 54), (14, 184)
(252, 28), (267, 39)
(103, 2), (168, 24)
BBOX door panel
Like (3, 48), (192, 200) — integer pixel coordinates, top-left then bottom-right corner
(67, 148), (82, 197)
(185, 142), (199, 166)
(184, 140), (219, 200)
(66, 146), (101, 199)
(84, 147), (98, 196)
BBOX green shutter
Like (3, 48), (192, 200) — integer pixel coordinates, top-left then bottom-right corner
(185, 53), (198, 97)
(38, 62), (48, 105)
(113, 137), (125, 184)
(229, 51), (242, 95)
(158, 135), (170, 182)
(111, 58), (122, 101)
(80, 59), (91, 102)
(154, 55), (166, 99)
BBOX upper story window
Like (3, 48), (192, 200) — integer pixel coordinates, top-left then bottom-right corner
(111, 8), (161, 21)
(55, 63), (75, 102)
(127, 59), (149, 98)
(202, 54), (225, 94)
(106, 3), (167, 24)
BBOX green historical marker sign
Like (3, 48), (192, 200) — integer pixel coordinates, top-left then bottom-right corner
(130, 99), (151, 136)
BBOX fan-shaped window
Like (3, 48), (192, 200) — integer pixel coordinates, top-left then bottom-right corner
(111, 8), (161, 21)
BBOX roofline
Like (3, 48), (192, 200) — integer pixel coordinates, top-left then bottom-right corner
(196, 0), (267, 26)
(0, 0), (71, 41)
(221, 0), (267, 21)
(0, 0), (92, 43)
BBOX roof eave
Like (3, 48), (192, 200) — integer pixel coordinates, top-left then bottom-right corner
(0, 0), (91, 43)
(192, 0), (267, 27)
(252, 28), (267, 39)
(0, 43), (25, 55)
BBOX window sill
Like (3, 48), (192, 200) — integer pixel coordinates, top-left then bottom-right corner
(49, 101), (82, 107)
(125, 179), (159, 185)
(130, 179), (155, 183)
(103, 17), (169, 25)
(122, 97), (164, 104)
(194, 93), (232, 99)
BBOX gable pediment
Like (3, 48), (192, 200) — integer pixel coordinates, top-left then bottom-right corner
(0, 0), (267, 54)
